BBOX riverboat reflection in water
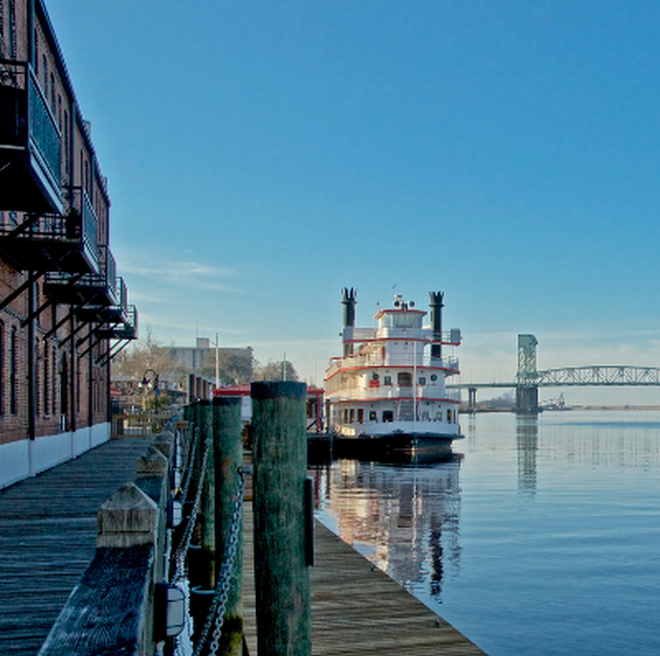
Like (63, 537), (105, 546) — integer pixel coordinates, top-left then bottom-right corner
(312, 411), (660, 656)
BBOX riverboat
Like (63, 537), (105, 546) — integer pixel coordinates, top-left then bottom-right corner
(324, 289), (463, 458)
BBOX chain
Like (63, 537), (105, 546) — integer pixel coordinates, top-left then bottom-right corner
(178, 426), (200, 503)
(172, 434), (212, 583)
(193, 465), (251, 656)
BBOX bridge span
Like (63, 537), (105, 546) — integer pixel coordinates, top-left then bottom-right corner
(451, 335), (660, 413)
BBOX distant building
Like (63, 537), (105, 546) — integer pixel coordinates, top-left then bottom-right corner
(169, 338), (253, 384)
(0, 0), (137, 488)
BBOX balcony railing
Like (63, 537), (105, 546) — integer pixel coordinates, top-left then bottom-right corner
(0, 59), (62, 212)
(101, 247), (118, 304)
(28, 69), (61, 190)
(0, 187), (100, 274)
(116, 277), (128, 314)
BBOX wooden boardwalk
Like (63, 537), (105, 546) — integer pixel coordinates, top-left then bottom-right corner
(0, 438), (150, 656)
(243, 503), (487, 656)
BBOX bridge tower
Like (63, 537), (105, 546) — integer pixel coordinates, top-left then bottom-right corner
(516, 334), (539, 413)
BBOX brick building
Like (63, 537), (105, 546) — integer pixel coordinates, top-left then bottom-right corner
(0, 0), (137, 488)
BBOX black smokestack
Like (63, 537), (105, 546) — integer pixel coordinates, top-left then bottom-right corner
(342, 287), (357, 327)
(429, 291), (444, 359)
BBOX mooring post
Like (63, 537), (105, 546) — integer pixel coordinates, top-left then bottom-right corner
(190, 399), (216, 643)
(212, 396), (244, 655)
(251, 381), (311, 656)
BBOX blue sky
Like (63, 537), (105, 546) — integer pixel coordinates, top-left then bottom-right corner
(47, 1), (660, 402)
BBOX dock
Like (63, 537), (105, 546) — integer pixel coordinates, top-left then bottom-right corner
(243, 502), (487, 655)
(0, 434), (486, 655)
(0, 438), (151, 656)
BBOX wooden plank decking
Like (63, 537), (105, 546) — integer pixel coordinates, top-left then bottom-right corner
(0, 437), (151, 656)
(243, 502), (487, 656)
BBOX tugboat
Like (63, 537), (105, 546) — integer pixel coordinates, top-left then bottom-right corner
(324, 288), (463, 459)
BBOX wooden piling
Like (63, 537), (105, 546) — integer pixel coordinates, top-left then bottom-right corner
(190, 400), (216, 645)
(251, 381), (311, 656)
(213, 396), (244, 656)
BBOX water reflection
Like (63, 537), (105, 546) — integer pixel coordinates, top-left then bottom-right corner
(312, 458), (462, 601)
(516, 415), (538, 495)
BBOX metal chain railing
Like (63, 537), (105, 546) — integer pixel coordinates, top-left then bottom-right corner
(172, 433), (213, 584)
(192, 465), (251, 656)
(178, 426), (200, 503)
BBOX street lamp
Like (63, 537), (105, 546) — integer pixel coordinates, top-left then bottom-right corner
(139, 368), (159, 412)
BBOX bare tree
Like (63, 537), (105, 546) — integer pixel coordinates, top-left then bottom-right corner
(253, 359), (300, 382)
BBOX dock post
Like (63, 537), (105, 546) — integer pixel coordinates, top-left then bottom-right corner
(212, 396), (244, 655)
(190, 399), (216, 643)
(251, 381), (311, 656)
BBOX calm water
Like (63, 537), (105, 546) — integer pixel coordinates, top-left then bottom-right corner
(312, 411), (660, 656)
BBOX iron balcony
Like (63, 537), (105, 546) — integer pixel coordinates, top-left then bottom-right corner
(44, 245), (117, 308)
(0, 186), (100, 274)
(0, 59), (62, 214)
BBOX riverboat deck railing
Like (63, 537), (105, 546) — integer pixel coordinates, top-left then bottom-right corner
(326, 353), (460, 378)
(344, 327), (461, 344)
(327, 386), (462, 403)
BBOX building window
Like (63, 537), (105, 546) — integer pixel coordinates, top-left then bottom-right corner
(0, 2), (5, 53)
(60, 354), (68, 419)
(0, 321), (3, 415)
(63, 112), (69, 174)
(76, 364), (80, 414)
(10, 325), (17, 414)
(43, 339), (49, 416)
(34, 337), (40, 417)
(50, 73), (55, 108)
(42, 54), (47, 90)
(8, 0), (16, 60)
(51, 347), (57, 416)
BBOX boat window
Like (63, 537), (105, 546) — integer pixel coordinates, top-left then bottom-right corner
(436, 411), (443, 420)
(447, 409), (452, 423)
(397, 372), (412, 387)
(384, 313), (421, 329)
(418, 376), (426, 386)
(430, 374), (438, 382)
(343, 408), (348, 424)
(372, 372), (379, 381)
(369, 411), (377, 421)
(349, 408), (355, 423)
(357, 408), (364, 423)
(384, 375), (392, 386)
(383, 410), (394, 423)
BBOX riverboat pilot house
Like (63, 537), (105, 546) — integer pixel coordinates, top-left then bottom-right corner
(0, 0), (137, 488)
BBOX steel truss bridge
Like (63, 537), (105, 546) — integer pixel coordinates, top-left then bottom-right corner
(451, 334), (660, 412)
(525, 365), (660, 387)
